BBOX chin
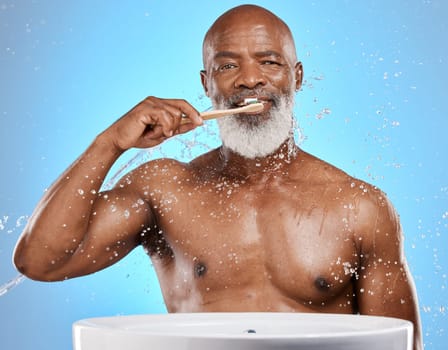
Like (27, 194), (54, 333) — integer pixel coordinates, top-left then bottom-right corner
(218, 114), (293, 159)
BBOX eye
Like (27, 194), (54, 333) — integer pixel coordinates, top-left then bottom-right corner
(218, 63), (238, 72)
(262, 60), (281, 66)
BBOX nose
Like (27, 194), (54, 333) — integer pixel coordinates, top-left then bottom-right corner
(234, 63), (267, 90)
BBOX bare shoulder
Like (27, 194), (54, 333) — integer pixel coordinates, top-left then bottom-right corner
(354, 184), (401, 255)
(299, 150), (385, 192)
(295, 151), (353, 183)
(296, 150), (368, 190)
(121, 157), (189, 187)
(299, 151), (399, 245)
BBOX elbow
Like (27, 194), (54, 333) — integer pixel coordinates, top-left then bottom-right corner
(13, 253), (51, 282)
(14, 260), (66, 282)
(13, 260), (42, 281)
(12, 241), (30, 277)
(13, 242), (64, 282)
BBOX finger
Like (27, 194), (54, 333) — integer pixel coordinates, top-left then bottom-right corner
(144, 98), (185, 136)
(165, 99), (203, 126)
(163, 104), (184, 132)
(143, 123), (164, 140)
(148, 108), (175, 138)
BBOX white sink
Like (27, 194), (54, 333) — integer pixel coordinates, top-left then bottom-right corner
(73, 312), (413, 350)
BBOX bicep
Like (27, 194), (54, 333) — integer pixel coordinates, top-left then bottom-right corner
(356, 256), (418, 321)
(355, 192), (420, 326)
(356, 255), (422, 349)
(60, 186), (153, 278)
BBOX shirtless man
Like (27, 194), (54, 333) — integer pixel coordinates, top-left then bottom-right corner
(14, 4), (422, 349)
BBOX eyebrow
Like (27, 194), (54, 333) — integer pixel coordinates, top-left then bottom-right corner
(213, 51), (240, 60)
(254, 50), (283, 59)
(213, 50), (284, 60)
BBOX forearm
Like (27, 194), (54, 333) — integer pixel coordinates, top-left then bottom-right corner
(14, 133), (123, 280)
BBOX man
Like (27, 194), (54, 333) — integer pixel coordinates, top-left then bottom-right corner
(14, 4), (422, 349)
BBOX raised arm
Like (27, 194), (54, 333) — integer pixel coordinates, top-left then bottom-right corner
(13, 97), (202, 281)
(355, 190), (422, 350)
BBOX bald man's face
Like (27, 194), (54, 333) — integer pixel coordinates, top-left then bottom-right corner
(201, 14), (302, 121)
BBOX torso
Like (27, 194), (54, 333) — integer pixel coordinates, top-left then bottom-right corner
(136, 148), (371, 314)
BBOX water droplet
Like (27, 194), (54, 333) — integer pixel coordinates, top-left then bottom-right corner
(14, 215), (26, 227)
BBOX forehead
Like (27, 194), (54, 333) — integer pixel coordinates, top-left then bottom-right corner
(203, 19), (295, 64)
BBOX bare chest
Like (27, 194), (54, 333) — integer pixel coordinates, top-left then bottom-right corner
(148, 181), (359, 308)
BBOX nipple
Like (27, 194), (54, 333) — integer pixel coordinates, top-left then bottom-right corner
(315, 277), (331, 291)
(194, 262), (207, 278)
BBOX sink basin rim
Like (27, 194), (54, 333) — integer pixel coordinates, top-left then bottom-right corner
(74, 312), (413, 340)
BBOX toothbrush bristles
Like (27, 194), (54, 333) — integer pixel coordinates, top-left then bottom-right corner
(243, 98), (259, 105)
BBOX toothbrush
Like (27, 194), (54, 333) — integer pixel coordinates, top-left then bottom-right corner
(181, 99), (264, 125)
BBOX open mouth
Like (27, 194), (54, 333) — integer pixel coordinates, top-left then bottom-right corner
(235, 97), (269, 108)
(233, 99), (270, 116)
(236, 97), (260, 106)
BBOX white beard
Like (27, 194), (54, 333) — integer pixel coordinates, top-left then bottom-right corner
(216, 95), (295, 159)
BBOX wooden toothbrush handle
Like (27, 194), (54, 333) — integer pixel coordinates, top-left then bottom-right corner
(181, 103), (263, 124)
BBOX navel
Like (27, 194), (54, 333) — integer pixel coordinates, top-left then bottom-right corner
(194, 262), (207, 278)
(314, 277), (331, 291)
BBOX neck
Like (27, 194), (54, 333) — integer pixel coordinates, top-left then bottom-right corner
(217, 137), (299, 180)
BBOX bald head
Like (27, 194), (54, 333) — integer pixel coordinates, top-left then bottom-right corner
(202, 5), (297, 70)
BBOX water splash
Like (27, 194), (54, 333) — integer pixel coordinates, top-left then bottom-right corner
(0, 214), (29, 234)
(102, 148), (157, 191)
(0, 274), (26, 297)
(1, 106), (304, 297)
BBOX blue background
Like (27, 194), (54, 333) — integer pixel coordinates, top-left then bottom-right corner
(0, 1), (447, 349)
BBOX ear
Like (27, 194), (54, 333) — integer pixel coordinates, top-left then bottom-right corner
(200, 70), (209, 97)
(294, 62), (303, 91)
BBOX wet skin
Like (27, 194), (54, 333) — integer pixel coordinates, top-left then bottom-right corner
(135, 148), (388, 314)
(13, 5), (421, 350)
